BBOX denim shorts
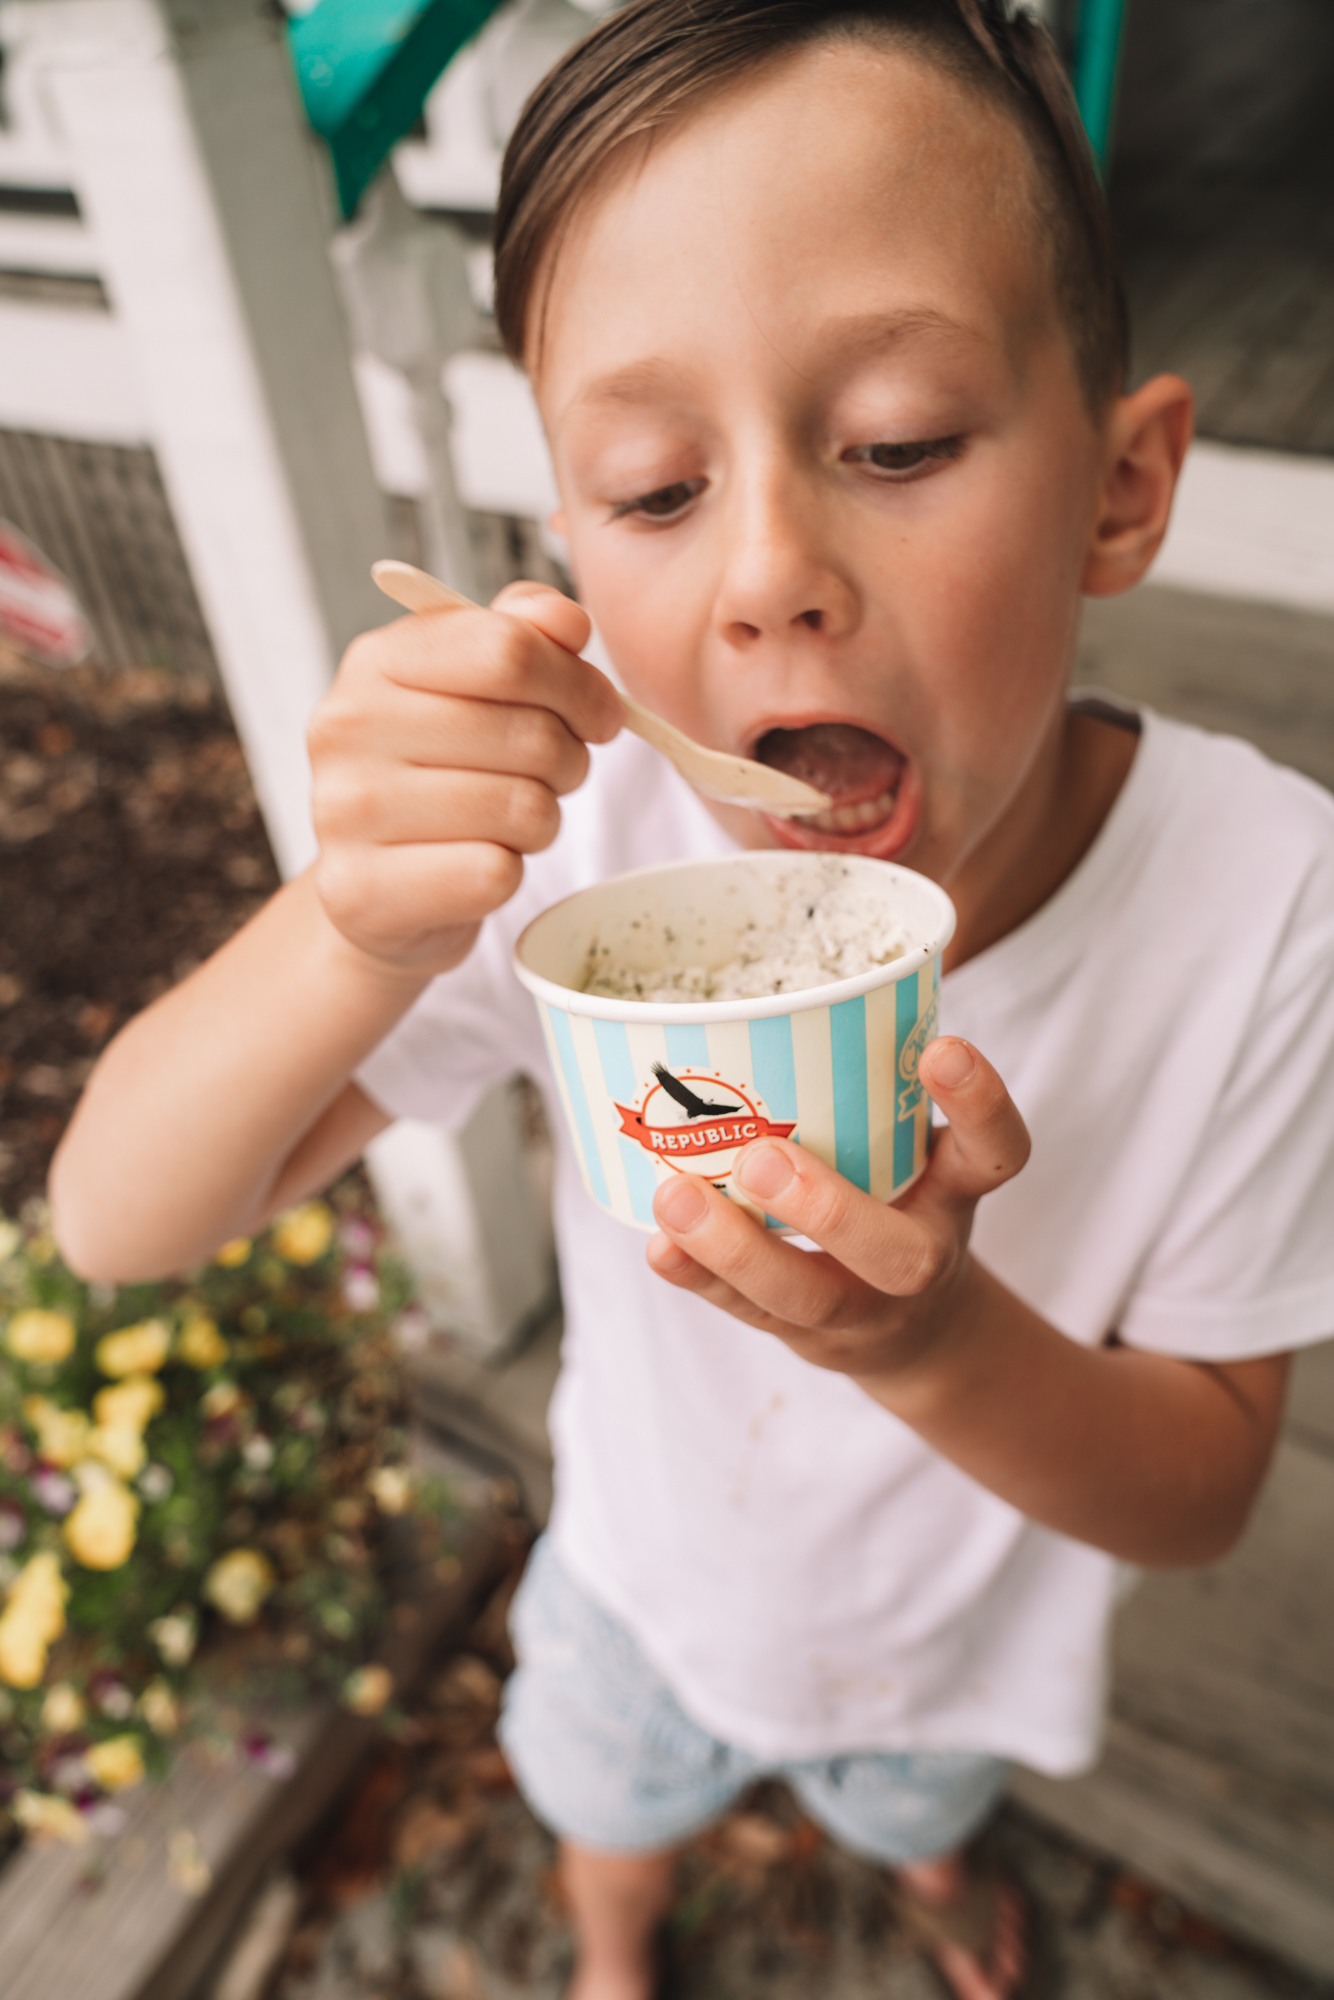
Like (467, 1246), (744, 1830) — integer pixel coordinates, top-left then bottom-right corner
(498, 1537), (1009, 1863)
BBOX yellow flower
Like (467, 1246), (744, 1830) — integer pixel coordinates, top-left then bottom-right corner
(5, 1308), (76, 1365)
(177, 1314), (228, 1369)
(342, 1664), (394, 1716)
(14, 1789), (90, 1845)
(95, 1319), (171, 1378)
(86, 1423), (146, 1481)
(64, 1479), (139, 1570)
(7, 1551), (68, 1639)
(203, 1548), (275, 1625)
(139, 1678), (180, 1736)
(41, 1682), (87, 1733)
(0, 1552), (67, 1688)
(148, 1609), (197, 1667)
(86, 1734), (145, 1792)
(200, 1380), (247, 1422)
(214, 1237), (252, 1268)
(271, 1201), (335, 1265)
(22, 1396), (90, 1468)
(93, 1375), (164, 1432)
(0, 1614), (49, 1689)
(367, 1466), (412, 1516)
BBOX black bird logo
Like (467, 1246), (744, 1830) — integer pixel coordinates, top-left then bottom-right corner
(651, 1062), (742, 1120)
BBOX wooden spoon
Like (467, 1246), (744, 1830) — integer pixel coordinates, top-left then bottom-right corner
(370, 561), (832, 817)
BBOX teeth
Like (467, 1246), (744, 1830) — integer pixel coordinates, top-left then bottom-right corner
(797, 785), (899, 835)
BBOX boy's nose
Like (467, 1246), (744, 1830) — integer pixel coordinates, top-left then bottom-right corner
(713, 472), (859, 650)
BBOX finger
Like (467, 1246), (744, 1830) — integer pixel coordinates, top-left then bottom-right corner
(915, 1038), (1031, 1210)
(316, 839), (523, 953)
(645, 1232), (800, 1333)
(324, 688), (592, 795)
(491, 580), (591, 657)
(650, 1172), (884, 1330)
(351, 605), (622, 744)
(730, 1138), (949, 1296)
(316, 765), (563, 854)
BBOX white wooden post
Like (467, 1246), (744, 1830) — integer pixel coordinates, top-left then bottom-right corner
(331, 174), (483, 600)
(4, 0), (387, 875)
(4, 0), (553, 1357)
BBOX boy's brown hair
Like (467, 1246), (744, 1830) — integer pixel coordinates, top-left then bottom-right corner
(493, 0), (1129, 411)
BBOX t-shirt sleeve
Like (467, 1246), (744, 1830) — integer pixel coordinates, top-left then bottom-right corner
(355, 909), (545, 1133)
(1121, 848), (1334, 1359)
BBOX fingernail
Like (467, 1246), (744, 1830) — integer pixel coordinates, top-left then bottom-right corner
(926, 1038), (975, 1089)
(655, 1178), (709, 1232)
(734, 1144), (793, 1200)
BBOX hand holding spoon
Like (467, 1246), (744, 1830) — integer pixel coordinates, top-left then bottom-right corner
(370, 561), (831, 818)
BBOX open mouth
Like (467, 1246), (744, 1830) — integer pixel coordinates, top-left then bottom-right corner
(752, 722), (916, 855)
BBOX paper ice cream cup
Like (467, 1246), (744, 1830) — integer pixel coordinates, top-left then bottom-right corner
(513, 853), (957, 1233)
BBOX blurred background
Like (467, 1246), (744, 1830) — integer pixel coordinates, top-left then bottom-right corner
(0, 2), (1331, 1996)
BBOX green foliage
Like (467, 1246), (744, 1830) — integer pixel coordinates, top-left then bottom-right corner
(0, 1190), (450, 1846)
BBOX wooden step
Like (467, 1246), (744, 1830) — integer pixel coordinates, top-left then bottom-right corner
(0, 1443), (512, 2000)
(1015, 1422), (1334, 1978)
(1013, 1717), (1334, 1978)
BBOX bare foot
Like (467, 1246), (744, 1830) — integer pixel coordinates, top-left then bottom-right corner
(895, 1851), (1027, 2000)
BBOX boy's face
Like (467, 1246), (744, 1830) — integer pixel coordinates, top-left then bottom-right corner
(534, 41), (1111, 891)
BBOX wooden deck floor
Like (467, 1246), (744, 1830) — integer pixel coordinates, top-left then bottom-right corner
(1024, 583), (1334, 1978)
(1111, 0), (1334, 455)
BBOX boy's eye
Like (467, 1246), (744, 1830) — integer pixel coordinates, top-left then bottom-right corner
(610, 479), (704, 522)
(845, 437), (964, 477)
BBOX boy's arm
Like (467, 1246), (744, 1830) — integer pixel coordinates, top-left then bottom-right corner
(51, 872), (409, 1280)
(51, 584), (622, 1283)
(644, 1037), (1294, 1567)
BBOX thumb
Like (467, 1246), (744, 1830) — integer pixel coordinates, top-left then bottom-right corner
(914, 1037), (1031, 1211)
(493, 580), (593, 658)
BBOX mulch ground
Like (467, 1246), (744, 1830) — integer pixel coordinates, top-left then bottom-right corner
(3, 645), (1329, 2000)
(0, 644), (280, 1214)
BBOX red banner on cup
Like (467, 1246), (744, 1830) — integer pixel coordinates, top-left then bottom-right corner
(616, 1104), (796, 1159)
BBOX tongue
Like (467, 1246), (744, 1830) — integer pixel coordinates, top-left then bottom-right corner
(755, 723), (905, 806)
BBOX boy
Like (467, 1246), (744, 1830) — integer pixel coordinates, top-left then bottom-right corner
(52, 3), (1334, 1994)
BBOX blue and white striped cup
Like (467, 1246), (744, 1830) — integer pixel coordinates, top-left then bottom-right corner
(514, 853), (956, 1232)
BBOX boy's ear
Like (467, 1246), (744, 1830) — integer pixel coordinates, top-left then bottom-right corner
(1081, 374), (1194, 598)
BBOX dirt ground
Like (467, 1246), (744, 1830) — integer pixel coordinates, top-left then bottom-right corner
(0, 644), (280, 1213)
(268, 1557), (1331, 2000)
(3, 647), (1329, 2000)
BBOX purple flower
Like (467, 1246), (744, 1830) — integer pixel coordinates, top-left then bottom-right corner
(0, 1501), (25, 1551)
(92, 1676), (134, 1720)
(243, 1730), (297, 1780)
(30, 1468), (76, 1517)
(338, 1216), (376, 1261)
(342, 1266), (380, 1313)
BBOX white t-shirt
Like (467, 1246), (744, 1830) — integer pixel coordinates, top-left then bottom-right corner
(359, 703), (1334, 1776)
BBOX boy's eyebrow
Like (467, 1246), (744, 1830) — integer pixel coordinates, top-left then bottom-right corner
(563, 356), (690, 417)
(822, 306), (987, 363)
(562, 308), (984, 418)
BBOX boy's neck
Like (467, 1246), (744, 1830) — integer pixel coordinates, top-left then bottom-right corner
(943, 706), (1140, 972)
